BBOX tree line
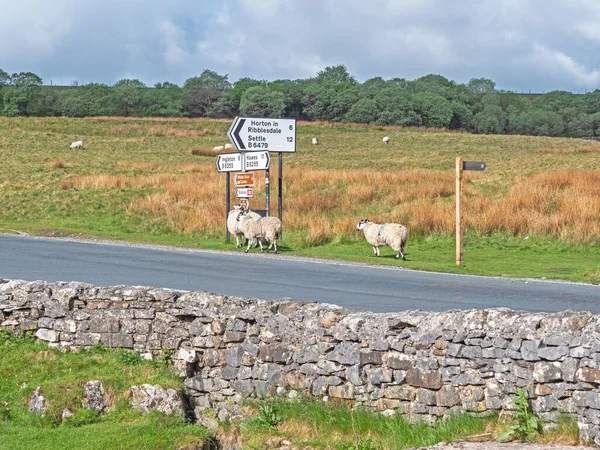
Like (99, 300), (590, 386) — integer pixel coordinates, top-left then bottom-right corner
(1, 65), (600, 137)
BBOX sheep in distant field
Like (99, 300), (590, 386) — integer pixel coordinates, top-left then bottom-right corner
(312, 137), (319, 145)
(69, 140), (83, 149)
(356, 219), (408, 260)
(238, 210), (282, 254)
(382, 136), (390, 144)
(227, 204), (261, 248)
(224, 143), (234, 150)
(213, 145), (225, 152)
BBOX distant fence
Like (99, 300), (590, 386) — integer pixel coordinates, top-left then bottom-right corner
(582, 137), (600, 142)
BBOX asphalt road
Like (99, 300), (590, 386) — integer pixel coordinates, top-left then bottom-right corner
(0, 234), (598, 313)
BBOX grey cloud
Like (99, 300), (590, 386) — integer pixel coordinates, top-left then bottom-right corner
(0, 0), (599, 91)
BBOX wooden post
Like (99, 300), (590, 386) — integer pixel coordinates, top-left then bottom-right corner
(456, 156), (463, 266)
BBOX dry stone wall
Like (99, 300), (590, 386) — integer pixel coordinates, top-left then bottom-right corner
(2, 279), (600, 442)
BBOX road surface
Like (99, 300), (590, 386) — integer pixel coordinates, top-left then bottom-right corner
(0, 234), (598, 313)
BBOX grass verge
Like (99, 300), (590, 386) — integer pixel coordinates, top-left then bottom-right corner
(0, 331), (210, 450)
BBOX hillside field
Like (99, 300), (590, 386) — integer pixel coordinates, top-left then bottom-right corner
(0, 116), (599, 283)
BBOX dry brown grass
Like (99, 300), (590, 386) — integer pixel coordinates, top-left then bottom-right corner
(189, 147), (224, 156)
(48, 158), (66, 169)
(60, 164), (600, 244)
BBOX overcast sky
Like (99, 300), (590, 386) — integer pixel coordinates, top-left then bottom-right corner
(1, 0), (599, 92)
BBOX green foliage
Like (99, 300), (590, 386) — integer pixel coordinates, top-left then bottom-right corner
(497, 388), (541, 442)
(61, 408), (101, 427)
(240, 85), (288, 117)
(2, 65), (600, 137)
(339, 437), (378, 450)
(414, 91), (453, 128)
(256, 403), (282, 429)
(117, 349), (142, 365)
(155, 348), (174, 368)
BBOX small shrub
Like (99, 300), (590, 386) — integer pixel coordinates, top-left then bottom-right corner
(156, 348), (174, 368)
(256, 403), (282, 429)
(497, 388), (541, 442)
(117, 349), (142, 365)
(339, 437), (379, 450)
(90, 341), (108, 353)
(62, 408), (101, 427)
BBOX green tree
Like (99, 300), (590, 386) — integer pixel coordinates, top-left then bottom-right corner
(239, 86), (287, 117)
(414, 91), (453, 128)
(467, 78), (496, 96)
(0, 68), (9, 114)
(183, 70), (231, 117)
(343, 98), (379, 123)
(315, 64), (356, 85)
(111, 79), (146, 116)
(2, 72), (43, 116)
(144, 82), (184, 117)
(373, 87), (420, 126)
(58, 89), (87, 117)
(472, 104), (507, 134)
(449, 100), (473, 130)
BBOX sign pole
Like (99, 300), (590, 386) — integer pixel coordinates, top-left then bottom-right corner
(278, 153), (283, 238)
(226, 172), (231, 242)
(456, 156), (463, 266)
(265, 168), (270, 216)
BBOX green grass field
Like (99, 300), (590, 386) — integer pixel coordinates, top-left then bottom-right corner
(0, 116), (599, 283)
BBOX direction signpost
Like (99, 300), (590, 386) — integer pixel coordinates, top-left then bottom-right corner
(456, 157), (487, 266)
(222, 117), (296, 242)
(228, 117), (296, 153)
(236, 187), (254, 198)
(233, 172), (255, 187)
(216, 153), (243, 173)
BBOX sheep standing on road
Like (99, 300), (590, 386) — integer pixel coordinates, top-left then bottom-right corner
(356, 219), (408, 260)
(227, 205), (261, 248)
(238, 211), (282, 254)
(69, 140), (83, 149)
(382, 136), (390, 144)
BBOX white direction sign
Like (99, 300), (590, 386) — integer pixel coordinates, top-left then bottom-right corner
(244, 151), (270, 171)
(216, 153), (243, 173)
(228, 117), (296, 153)
(236, 187), (254, 198)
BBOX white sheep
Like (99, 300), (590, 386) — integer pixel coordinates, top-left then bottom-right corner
(312, 137), (319, 145)
(224, 143), (234, 150)
(213, 145), (225, 152)
(238, 211), (282, 254)
(382, 136), (390, 144)
(69, 140), (83, 149)
(356, 219), (408, 260)
(227, 205), (261, 248)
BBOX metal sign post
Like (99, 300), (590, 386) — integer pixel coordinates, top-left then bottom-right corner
(456, 158), (486, 266)
(278, 153), (283, 237)
(226, 173), (231, 242)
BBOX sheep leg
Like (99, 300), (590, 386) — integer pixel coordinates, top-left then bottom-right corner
(372, 246), (377, 257)
(245, 238), (253, 253)
(258, 239), (264, 253)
